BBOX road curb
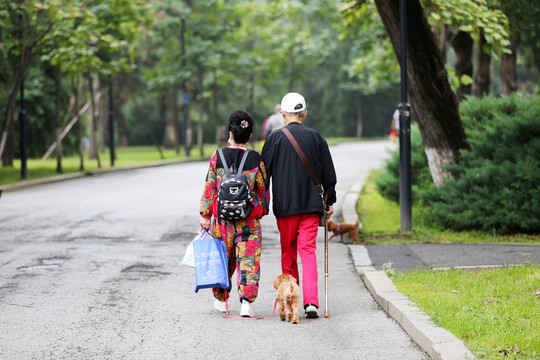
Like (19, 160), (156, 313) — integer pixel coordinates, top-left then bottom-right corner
(0, 156), (208, 193)
(343, 181), (476, 360)
(362, 269), (475, 360)
(340, 172), (368, 225)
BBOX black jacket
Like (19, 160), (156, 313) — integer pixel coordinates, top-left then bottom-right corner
(261, 122), (337, 219)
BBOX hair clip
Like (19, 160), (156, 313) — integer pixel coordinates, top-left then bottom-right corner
(240, 120), (248, 128)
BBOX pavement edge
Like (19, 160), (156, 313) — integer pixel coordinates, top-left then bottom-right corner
(0, 156), (208, 193)
(343, 177), (475, 360)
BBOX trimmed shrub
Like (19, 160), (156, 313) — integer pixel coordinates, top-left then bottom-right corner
(422, 94), (540, 234)
(375, 123), (432, 203)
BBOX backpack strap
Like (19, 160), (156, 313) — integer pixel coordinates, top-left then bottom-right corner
(236, 149), (250, 174)
(217, 149), (230, 175)
(217, 148), (250, 175)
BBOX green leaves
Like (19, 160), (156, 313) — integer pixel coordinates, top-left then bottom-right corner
(36, 0), (153, 76)
(426, 0), (510, 56)
(339, 0), (399, 95)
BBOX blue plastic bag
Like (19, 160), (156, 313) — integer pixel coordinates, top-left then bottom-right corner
(193, 230), (230, 293)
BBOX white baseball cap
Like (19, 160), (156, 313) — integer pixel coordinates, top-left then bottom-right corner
(281, 92), (306, 113)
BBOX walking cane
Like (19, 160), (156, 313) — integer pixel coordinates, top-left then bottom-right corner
(324, 219), (329, 318)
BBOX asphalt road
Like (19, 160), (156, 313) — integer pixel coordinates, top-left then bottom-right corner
(367, 243), (540, 271)
(0, 140), (429, 359)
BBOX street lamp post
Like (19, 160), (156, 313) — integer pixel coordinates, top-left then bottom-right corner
(181, 17), (190, 158)
(20, 77), (27, 179)
(399, 0), (412, 231)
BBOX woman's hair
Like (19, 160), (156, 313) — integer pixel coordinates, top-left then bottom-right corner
(228, 110), (254, 144)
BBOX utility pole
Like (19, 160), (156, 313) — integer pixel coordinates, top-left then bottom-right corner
(181, 17), (190, 158)
(399, 0), (412, 231)
(20, 77), (27, 179)
(108, 75), (115, 166)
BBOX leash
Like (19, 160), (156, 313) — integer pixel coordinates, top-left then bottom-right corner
(222, 297), (279, 320)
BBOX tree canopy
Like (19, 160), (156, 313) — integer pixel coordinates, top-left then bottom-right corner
(0, 0), (537, 174)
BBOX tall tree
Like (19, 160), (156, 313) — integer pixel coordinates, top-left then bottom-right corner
(0, 0), (55, 165)
(372, 0), (470, 185)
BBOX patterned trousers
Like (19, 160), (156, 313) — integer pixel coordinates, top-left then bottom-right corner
(211, 217), (262, 303)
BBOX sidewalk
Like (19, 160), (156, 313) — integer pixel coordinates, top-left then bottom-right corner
(338, 177), (539, 360)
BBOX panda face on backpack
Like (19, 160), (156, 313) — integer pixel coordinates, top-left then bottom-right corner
(217, 149), (254, 220)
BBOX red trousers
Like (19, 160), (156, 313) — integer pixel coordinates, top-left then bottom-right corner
(277, 213), (319, 307)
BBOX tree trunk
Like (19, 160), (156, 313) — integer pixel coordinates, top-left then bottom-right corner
(72, 77), (84, 171)
(431, 24), (448, 62)
(450, 30), (474, 101)
(187, 107), (192, 153)
(197, 71), (204, 157)
(171, 86), (179, 154)
(374, 0), (469, 186)
(0, 84), (18, 166)
(474, 31), (491, 97)
(354, 91), (363, 138)
(99, 84), (107, 153)
(87, 76), (101, 167)
(533, 47), (540, 76)
(0, 12), (32, 166)
(54, 67), (63, 173)
(163, 86), (179, 152)
(500, 36), (519, 95)
(0, 72), (23, 166)
(115, 107), (129, 147)
(212, 71), (221, 148)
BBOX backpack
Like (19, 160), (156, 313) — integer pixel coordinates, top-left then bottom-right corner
(216, 148), (254, 220)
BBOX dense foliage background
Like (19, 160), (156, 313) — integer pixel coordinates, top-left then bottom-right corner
(1, 0), (538, 166)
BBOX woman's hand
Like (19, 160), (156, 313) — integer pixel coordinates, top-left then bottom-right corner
(200, 216), (211, 231)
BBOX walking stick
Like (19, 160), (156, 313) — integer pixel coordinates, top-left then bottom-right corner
(324, 220), (329, 318)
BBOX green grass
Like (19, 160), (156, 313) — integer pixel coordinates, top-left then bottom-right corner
(360, 170), (540, 358)
(357, 171), (540, 244)
(0, 145), (216, 186)
(392, 266), (540, 359)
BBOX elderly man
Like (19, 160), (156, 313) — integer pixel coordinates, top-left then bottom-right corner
(261, 92), (337, 319)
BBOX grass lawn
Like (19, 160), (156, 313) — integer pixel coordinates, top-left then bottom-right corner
(358, 171), (540, 359)
(0, 145), (216, 187)
(356, 171), (540, 244)
(392, 266), (540, 359)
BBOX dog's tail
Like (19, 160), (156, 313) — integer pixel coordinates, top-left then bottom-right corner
(286, 284), (296, 301)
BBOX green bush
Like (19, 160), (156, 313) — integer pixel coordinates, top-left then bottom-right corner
(374, 94), (540, 234)
(375, 123), (432, 202)
(423, 94), (540, 234)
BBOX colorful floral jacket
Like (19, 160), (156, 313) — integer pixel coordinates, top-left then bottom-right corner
(200, 148), (270, 221)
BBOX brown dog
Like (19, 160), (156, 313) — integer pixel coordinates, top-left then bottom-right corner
(273, 273), (301, 324)
(327, 220), (360, 244)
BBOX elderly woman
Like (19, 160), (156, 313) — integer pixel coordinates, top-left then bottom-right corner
(199, 110), (270, 318)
